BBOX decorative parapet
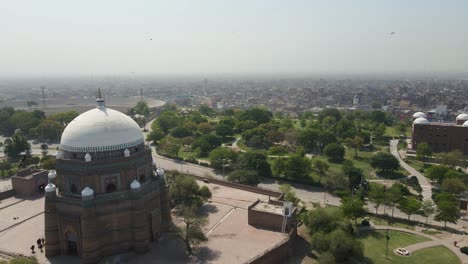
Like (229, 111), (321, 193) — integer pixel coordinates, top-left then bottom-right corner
(60, 138), (144, 153)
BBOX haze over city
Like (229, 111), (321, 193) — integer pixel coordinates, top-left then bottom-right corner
(2, 0), (468, 77)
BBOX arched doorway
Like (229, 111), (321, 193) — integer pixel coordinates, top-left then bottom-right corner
(106, 183), (116, 193)
(65, 231), (78, 256)
(70, 184), (78, 194)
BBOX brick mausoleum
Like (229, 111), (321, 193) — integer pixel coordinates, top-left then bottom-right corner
(412, 112), (468, 154)
(44, 92), (171, 263)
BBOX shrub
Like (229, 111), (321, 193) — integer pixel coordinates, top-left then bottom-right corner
(361, 219), (370, 226)
(460, 247), (468, 255)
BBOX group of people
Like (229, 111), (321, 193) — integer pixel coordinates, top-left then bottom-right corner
(30, 237), (45, 254)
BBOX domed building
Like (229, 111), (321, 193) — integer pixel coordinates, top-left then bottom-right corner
(44, 91), (171, 263)
(411, 112), (468, 154)
(456, 113), (468, 125)
(412, 111), (426, 119)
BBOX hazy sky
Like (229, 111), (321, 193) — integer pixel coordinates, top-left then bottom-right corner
(2, 0), (468, 76)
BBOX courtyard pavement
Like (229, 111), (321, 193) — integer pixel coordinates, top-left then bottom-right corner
(0, 182), (288, 264)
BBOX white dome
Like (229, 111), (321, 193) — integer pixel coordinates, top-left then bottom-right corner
(413, 117), (429, 124)
(156, 168), (165, 177)
(81, 187), (94, 197)
(48, 170), (57, 179)
(60, 107), (143, 153)
(130, 179), (141, 189)
(456, 113), (468, 121)
(463, 121), (468, 127)
(412, 112), (426, 119)
(45, 183), (56, 193)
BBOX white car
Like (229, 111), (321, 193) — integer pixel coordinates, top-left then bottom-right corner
(396, 248), (410, 256)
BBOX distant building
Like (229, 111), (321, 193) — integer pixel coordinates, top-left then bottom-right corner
(45, 92), (171, 263)
(411, 113), (468, 154)
(11, 168), (48, 197)
(353, 95), (360, 105)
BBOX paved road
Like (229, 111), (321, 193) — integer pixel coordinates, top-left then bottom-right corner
(390, 139), (433, 202)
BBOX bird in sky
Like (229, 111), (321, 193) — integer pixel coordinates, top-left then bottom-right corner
(390, 32), (395, 35)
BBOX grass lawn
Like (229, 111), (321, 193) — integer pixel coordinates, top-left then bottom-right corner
(359, 230), (459, 264)
(385, 126), (400, 137)
(178, 147), (197, 160)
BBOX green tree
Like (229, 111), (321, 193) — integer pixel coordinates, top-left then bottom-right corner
(320, 171), (349, 191)
(370, 110), (387, 124)
(370, 152), (400, 172)
(341, 197), (366, 224)
(398, 197), (422, 220)
(299, 128), (319, 151)
(434, 192), (460, 228)
(171, 126), (192, 138)
(239, 107), (272, 124)
(49, 111), (79, 127)
(10, 111), (40, 135)
(227, 169), (260, 185)
(215, 123), (234, 139)
(318, 108), (342, 123)
(273, 153), (312, 179)
(441, 177), (465, 194)
(169, 173), (212, 208)
(345, 136), (364, 159)
(0, 160), (11, 177)
(279, 184), (299, 205)
(387, 184), (403, 218)
(146, 127), (165, 143)
(197, 122), (213, 134)
(425, 165), (449, 183)
(368, 184), (386, 214)
(312, 159), (329, 175)
(323, 143), (345, 162)
(342, 160), (364, 189)
(30, 119), (63, 141)
(437, 150), (464, 169)
(155, 111), (180, 133)
(208, 147), (238, 169)
(173, 206), (208, 255)
(41, 156), (56, 170)
(416, 142), (432, 165)
(198, 105), (215, 117)
(191, 134), (222, 156)
(3, 132), (31, 159)
(396, 122), (407, 136)
(421, 199), (435, 225)
(134, 101), (150, 116)
(160, 140), (181, 159)
(238, 151), (271, 177)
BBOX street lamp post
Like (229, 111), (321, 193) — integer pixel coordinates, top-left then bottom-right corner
(385, 228), (390, 259)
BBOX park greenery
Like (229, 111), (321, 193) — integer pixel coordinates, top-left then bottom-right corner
(166, 172), (212, 255)
(148, 104), (408, 188)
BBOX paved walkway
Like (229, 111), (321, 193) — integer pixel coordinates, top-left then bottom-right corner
(390, 139), (433, 202)
(405, 240), (440, 253)
(361, 225), (467, 263)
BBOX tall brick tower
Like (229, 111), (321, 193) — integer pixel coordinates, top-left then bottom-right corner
(44, 90), (170, 263)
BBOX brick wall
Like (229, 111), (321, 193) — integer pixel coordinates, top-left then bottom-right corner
(245, 225), (297, 264)
(11, 170), (48, 197)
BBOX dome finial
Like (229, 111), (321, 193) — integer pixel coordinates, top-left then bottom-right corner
(96, 88), (105, 108)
